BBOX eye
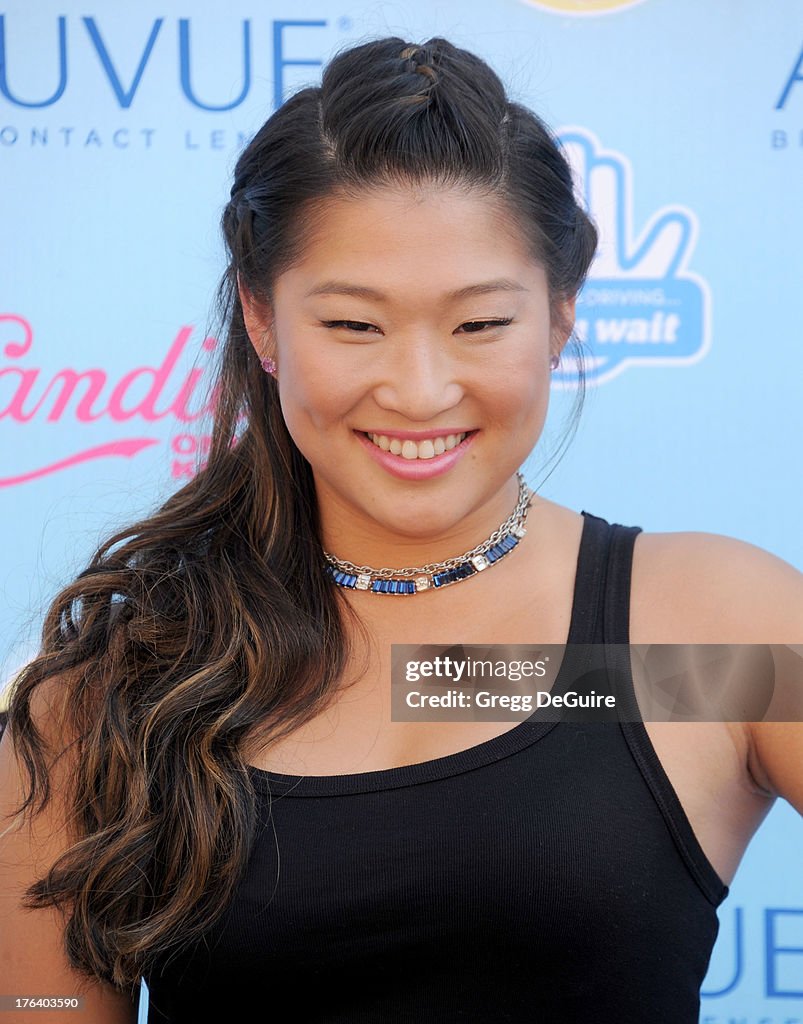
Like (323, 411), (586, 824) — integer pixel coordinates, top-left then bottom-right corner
(321, 318), (514, 334)
(321, 320), (379, 333)
(458, 318), (514, 334)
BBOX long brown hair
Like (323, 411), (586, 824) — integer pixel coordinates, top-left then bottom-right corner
(5, 35), (597, 990)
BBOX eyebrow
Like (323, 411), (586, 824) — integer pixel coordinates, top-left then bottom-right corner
(304, 278), (529, 302)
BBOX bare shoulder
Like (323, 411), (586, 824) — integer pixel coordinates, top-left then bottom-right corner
(631, 528), (803, 641)
(631, 528), (803, 813)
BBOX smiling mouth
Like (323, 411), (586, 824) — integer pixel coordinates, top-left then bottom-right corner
(363, 431), (472, 460)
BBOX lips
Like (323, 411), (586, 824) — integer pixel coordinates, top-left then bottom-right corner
(355, 429), (477, 480)
(365, 431), (469, 460)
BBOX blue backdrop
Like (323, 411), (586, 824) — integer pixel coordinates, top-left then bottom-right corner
(1, 2), (801, 1019)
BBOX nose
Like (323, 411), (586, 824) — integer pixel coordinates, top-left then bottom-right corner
(371, 334), (464, 421)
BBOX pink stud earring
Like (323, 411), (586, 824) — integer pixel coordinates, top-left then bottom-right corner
(261, 356), (277, 375)
(549, 354), (560, 371)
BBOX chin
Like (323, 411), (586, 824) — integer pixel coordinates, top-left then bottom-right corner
(377, 501), (470, 539)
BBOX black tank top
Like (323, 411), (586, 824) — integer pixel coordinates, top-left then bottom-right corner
(143, 511), (729, 1022)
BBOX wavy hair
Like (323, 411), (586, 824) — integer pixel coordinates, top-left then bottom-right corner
(5, 35), (598, 989)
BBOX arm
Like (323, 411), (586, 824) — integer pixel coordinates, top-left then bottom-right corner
(749, 643), (803, 813)
(0, 684), (139, 1024)
(681, 533), (803, 812)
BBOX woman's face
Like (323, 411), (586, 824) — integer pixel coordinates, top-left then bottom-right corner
(242, 184), (574, 554)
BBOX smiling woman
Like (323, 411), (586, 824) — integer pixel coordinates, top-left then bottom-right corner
(1, 33), (802, 1024)
(240, 186), (564, 532)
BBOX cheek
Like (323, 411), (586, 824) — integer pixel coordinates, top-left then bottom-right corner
(482, 351), (550, 425)
(277, 340), (365, 437)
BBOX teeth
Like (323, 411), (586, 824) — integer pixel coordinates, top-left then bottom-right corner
(367, 431), (468, 459)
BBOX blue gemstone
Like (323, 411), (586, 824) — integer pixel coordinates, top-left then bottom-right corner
(390, 581), (400, 594)
(331, 569), (358, 588)
(403, 581), (415, 594)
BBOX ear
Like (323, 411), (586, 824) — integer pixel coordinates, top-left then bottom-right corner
(551, 292), (578, 358)
(237, 274), (276, 362)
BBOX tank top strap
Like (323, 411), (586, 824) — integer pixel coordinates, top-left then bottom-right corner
(567, 511), (613, 646)
(601, 518), (644, 645)
(572, 511), (642, 646)
(579, 510), (730, 907)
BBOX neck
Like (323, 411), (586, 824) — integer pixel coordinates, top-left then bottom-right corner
(320, 474), (533, 594)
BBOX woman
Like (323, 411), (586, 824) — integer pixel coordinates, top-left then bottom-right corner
(1, 35), (801, 1024)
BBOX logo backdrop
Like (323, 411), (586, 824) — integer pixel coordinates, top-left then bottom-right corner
(2, 2), (802, 1020)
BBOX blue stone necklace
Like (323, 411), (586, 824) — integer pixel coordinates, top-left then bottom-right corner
(324, 472), (534, 596)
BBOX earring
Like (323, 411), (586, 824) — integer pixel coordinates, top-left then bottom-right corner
(261, 356), (277, 375)
(550, 354), (560, 371)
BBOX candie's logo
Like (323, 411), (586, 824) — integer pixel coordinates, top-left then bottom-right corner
(554, 127), (710, 386)
(520, 0), (646, 15)
(0, 314), (219, 487)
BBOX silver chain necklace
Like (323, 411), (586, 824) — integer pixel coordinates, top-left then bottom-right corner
(324, 472), (534, 595)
